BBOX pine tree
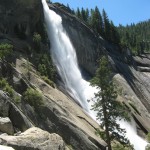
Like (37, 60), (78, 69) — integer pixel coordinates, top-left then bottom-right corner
(90, 56), (130, 150)
(81, 7), (86, 21)
(90, 6), (103, 36)
(110, 21), (120, 44)
(76, 7), (81, 19)
(102, 9), (111, 40)
(117, 19), (150, 54)
(85, 8), (89, 23)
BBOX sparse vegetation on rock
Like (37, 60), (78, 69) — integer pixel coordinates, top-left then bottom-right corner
(23, 88), (43, 110)
(0, 78), (14, 97)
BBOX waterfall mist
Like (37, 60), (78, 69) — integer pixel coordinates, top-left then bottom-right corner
(42, 0), (148, 149)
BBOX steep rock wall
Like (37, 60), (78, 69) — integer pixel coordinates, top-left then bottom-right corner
(47, 3), (150, 134)
(48, 4), (106, 75)
(0, 0), (44, 39)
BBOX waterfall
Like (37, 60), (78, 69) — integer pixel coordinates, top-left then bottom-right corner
(41, 0), (97, 114)
(42, 0), (148, 149)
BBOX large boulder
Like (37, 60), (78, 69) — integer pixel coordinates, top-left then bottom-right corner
(0, 127), (65, 150)
(0, 145), (15, 150)
(0, 117), (14, 135)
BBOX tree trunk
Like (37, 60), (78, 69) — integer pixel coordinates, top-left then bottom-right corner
(102, 100), (112, 150)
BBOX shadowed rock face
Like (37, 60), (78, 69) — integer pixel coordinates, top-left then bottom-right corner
(0, 0), (43, 39)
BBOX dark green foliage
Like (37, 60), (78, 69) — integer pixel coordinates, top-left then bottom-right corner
(66, 4), (75, 14)
(110, 21), (120, 44)
(102, 9), (110, 39)
(74, 7), (120, 44)
(0, 43), (13, 61)
(0, 78), (21, 104)
(90, 56), (130, 150)
(146, 134), (150, 150)
(56, 3), (120, 44)
(23, 88), (43, 109)
(90, 7), (104, 36)
(14, 24), (26, 39)
(0, 78), (14, 97)
(33, 32), (41, 51)
(76, 7), (81, 19)
(14, 95), (21, 104)
(112, 143), (134, 150)
(35, 53), (56, 81)
(38, 64), (47, 76)
(41, 76), (55, 88)
(118, 20), (150, 55)
(147, 132), (150, 142)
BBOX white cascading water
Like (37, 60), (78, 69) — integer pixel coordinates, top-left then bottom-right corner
(42, 0), (148, 149)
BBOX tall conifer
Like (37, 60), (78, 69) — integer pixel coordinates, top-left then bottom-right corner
(90, 56), (130, 150)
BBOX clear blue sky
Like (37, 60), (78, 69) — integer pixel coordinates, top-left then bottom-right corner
(51, 0), (150, 26)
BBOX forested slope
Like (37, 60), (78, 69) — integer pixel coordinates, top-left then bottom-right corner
(117, 20), (150, 54)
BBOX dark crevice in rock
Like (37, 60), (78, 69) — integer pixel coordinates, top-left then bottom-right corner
(133, 115), (148, 134)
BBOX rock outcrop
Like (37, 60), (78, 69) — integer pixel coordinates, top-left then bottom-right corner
(0, 117), (14, 135)
(0, 127), (65, 150)
(0, 145), (15, 150)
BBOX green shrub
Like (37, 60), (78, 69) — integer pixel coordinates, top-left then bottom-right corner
(0, 79), (21, 104)
(0, 43), (13, 60)
(41, 76), (55, 88)
(14, 95), (21, 104)
(23, 88), (43, 109)
(33, 32), (41, 51)
(33, 33), (41, 43)
(112, 143), (133, 150)
(38, 64), (47, 77)
(35, 53), (56, 81)
(0, 78), (14, 97)
(147, 132), (150, 142)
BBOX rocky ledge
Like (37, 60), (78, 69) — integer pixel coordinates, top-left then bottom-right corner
(0, 127), (65, 150)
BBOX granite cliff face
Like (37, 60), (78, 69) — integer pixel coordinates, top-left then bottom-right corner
(48, 3), (106, 75)
(0, 0), (44, 40)
(48, 3), (150, 135)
